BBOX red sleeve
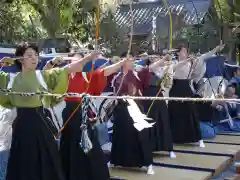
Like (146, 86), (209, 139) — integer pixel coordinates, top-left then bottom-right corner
(106, 73), (117, 85)
(87, 69), (106, 95)
(138, 67), (151, 89)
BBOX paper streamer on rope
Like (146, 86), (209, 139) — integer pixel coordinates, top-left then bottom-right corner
(80, 94), (101, 153)
(80, 95), (93, 153)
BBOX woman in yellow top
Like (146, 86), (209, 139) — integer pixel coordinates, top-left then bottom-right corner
(0, 42), (99, 180)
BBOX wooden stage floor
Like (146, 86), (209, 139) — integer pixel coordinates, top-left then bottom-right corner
(174, 143), (240, 160)
(204, 135), (240, 145)
(110, 167), (212, 180)
(217, 132), (240, 136)
(110, 135), (240, 180)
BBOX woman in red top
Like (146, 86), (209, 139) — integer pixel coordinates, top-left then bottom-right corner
(59, 52), (129, 180)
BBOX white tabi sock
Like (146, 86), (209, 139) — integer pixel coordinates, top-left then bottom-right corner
(199, 140), (205, 148)
(107, 162), (114, 168)
(170, 151), (176, 159)
(147, 164), (155, 175)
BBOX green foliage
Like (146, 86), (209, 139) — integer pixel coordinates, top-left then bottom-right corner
(65, 0), (97, 43)
(0, 0), (39, 44)
(214, 0), (233, 23)
(0, 0), (124, 52)
(25, 0), (62, 37)
(213, 0), (240, 24)
(175, 19), (220, 53)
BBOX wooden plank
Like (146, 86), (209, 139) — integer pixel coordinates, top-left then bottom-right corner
(224, 175), (240, 180)
(153, 152), (231, 177)
(205, 135), (240, 145)
(110, 166), (212, 180)
(174, 143), (240, 159)
(217, 132), (240, 136)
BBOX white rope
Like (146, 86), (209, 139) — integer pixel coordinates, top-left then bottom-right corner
(91, 95), (240, 102)
(1, 88), (240, 102)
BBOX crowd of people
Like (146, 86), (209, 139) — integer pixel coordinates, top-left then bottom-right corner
(0, 41), (239, 180)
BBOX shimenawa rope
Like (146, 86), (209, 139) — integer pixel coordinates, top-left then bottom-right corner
(1, 88), (240, 102)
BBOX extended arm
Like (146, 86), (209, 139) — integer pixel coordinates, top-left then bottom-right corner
(198, 51), (215, 62)
(43, 54), (93, 72)
(102, 60), (125, 77)
(198, 44), (225, 62)
(66, 53), (98, 73)
(149, 55), (172, 72)
(190, 45), (224, 82)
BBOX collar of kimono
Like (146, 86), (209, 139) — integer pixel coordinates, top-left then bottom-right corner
(112, 70), (140, 95)
(70, 72), (89, 83)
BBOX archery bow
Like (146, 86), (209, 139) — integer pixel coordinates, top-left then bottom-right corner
(215, 0), (224, 44)
(147, 0), (173, 116)
(56, 2), (100, 138)
(127, 2), (134, 57)
(114, 2), (134, 96)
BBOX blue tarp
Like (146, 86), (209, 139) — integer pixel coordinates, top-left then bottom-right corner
(204, 56), (225, 78)
(1, 57), (53, 73)
(135, 59), (147, 66)
(2, 54), (236, 81)
(0, 150), (8, 180)
(1, 57), (112, 73)
(224, 63), (240, 80)
(1, 56), (149, 73)
(83, 59), (110, 72)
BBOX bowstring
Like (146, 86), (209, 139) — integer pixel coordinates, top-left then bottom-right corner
(55, 3), (100, 138)
(215, 0), (224, 45)
(113, 2), (134, 97)
(147, 0), (173, 116)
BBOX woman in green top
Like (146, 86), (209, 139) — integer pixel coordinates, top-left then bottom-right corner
(0, 42), (99, 180)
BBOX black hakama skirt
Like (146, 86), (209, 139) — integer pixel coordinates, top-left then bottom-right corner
(59, 102), (110, 180)
(6, 107), (64, 180)
(143, 86), (173, 152)
(194, 94), (214, 122)
(168, 79), (201, 143)
(110, 100), (153, 167)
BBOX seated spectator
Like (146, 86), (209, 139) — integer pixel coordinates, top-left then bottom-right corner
(195, 92), (216, 139)
(229, 67), (240, 97)
(212, 85), (240, 132)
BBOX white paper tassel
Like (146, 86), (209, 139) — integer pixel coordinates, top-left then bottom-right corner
(80, 125), (93, 153)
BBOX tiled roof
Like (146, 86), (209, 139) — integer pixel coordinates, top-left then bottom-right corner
(114, 0), (211, 34)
